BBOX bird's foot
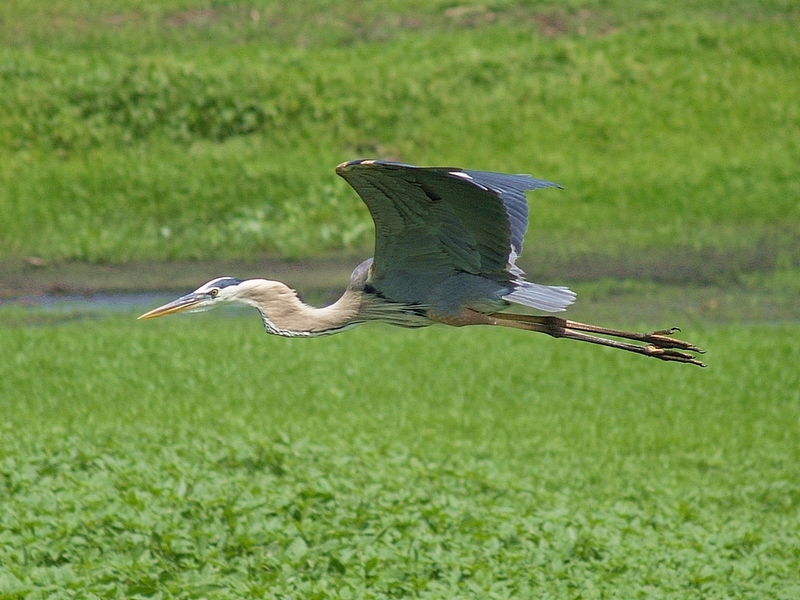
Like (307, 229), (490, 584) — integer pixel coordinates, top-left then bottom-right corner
(641, 344), (706, 367)
(643, 327), (706, 354)
(561, 319), (707, 367)
(490, 314), (707, 367)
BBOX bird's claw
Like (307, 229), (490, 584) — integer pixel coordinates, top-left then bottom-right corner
(644, 345), (707, 367)
(641, 326), (706, 366)
(644, 327), (705, 354)
(651, 327), (680, 336)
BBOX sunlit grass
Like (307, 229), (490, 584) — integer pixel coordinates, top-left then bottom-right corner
(2, 1), (799, 596)
(1, 2), (798, 261)
(2, 314), (799, 597)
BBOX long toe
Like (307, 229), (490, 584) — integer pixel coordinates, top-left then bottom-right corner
(644, 329), (705, 353)
(645, 345), (707, 367)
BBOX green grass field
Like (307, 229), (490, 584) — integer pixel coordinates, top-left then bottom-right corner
(3, 1), (800, 597)
(1, 313), (799, 598)
(1, 1), (798, 263)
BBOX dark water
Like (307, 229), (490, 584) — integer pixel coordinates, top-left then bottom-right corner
(2, 292), (179, 313)
(0, 292), (263, 327)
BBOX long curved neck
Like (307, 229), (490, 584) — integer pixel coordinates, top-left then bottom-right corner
(238, 280), (361, 337)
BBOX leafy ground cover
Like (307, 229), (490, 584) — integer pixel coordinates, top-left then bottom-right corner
(1, 312), (799, 598)
(2, 2), (799, 598)
(1, 1), (798, 263)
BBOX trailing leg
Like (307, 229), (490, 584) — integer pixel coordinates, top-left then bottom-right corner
(491, 313), (706, 367)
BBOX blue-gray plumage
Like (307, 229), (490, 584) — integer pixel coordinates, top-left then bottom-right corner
(140, 160), (705, 366)
(336, 160), (574, 315)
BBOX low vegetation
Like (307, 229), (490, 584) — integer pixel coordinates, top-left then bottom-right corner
(1, 314), (799, 597)
(2, 2), (799, 598)
(1, 1), (798, 263)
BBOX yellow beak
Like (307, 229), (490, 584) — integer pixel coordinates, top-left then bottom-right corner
(138, 293), (204, 320)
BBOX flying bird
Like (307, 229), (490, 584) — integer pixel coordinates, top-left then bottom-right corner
(140, 159), (705, 366)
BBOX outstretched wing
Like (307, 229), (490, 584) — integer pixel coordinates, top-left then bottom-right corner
(336, 159), (560, 305)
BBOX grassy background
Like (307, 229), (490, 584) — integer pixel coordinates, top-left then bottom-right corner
(1, 315), (799, 598)
(0, 0), (798, 264)
(3, 1), (800, 598)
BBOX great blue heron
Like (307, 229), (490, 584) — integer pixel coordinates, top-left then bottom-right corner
(140, 159), (705, 366)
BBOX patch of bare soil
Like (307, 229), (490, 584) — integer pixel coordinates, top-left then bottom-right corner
(525, 238), (790, 286)
(0, 255), (357, 299)
(163, 8), (219, 28)
(1, 235), (794, 299)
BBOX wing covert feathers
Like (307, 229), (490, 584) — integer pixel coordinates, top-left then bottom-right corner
(336, 159), (568, 310)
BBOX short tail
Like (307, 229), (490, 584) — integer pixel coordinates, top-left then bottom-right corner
(502, 281), (576, 312)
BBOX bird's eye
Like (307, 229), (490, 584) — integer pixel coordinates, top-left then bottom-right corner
(208, 288), (219, 298)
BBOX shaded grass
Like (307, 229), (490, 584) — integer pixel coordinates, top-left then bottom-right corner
(2, 314), (799, 597)
(1, 2), (798, 262)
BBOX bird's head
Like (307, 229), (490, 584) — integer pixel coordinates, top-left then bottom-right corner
(138, 277), (246, 320)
